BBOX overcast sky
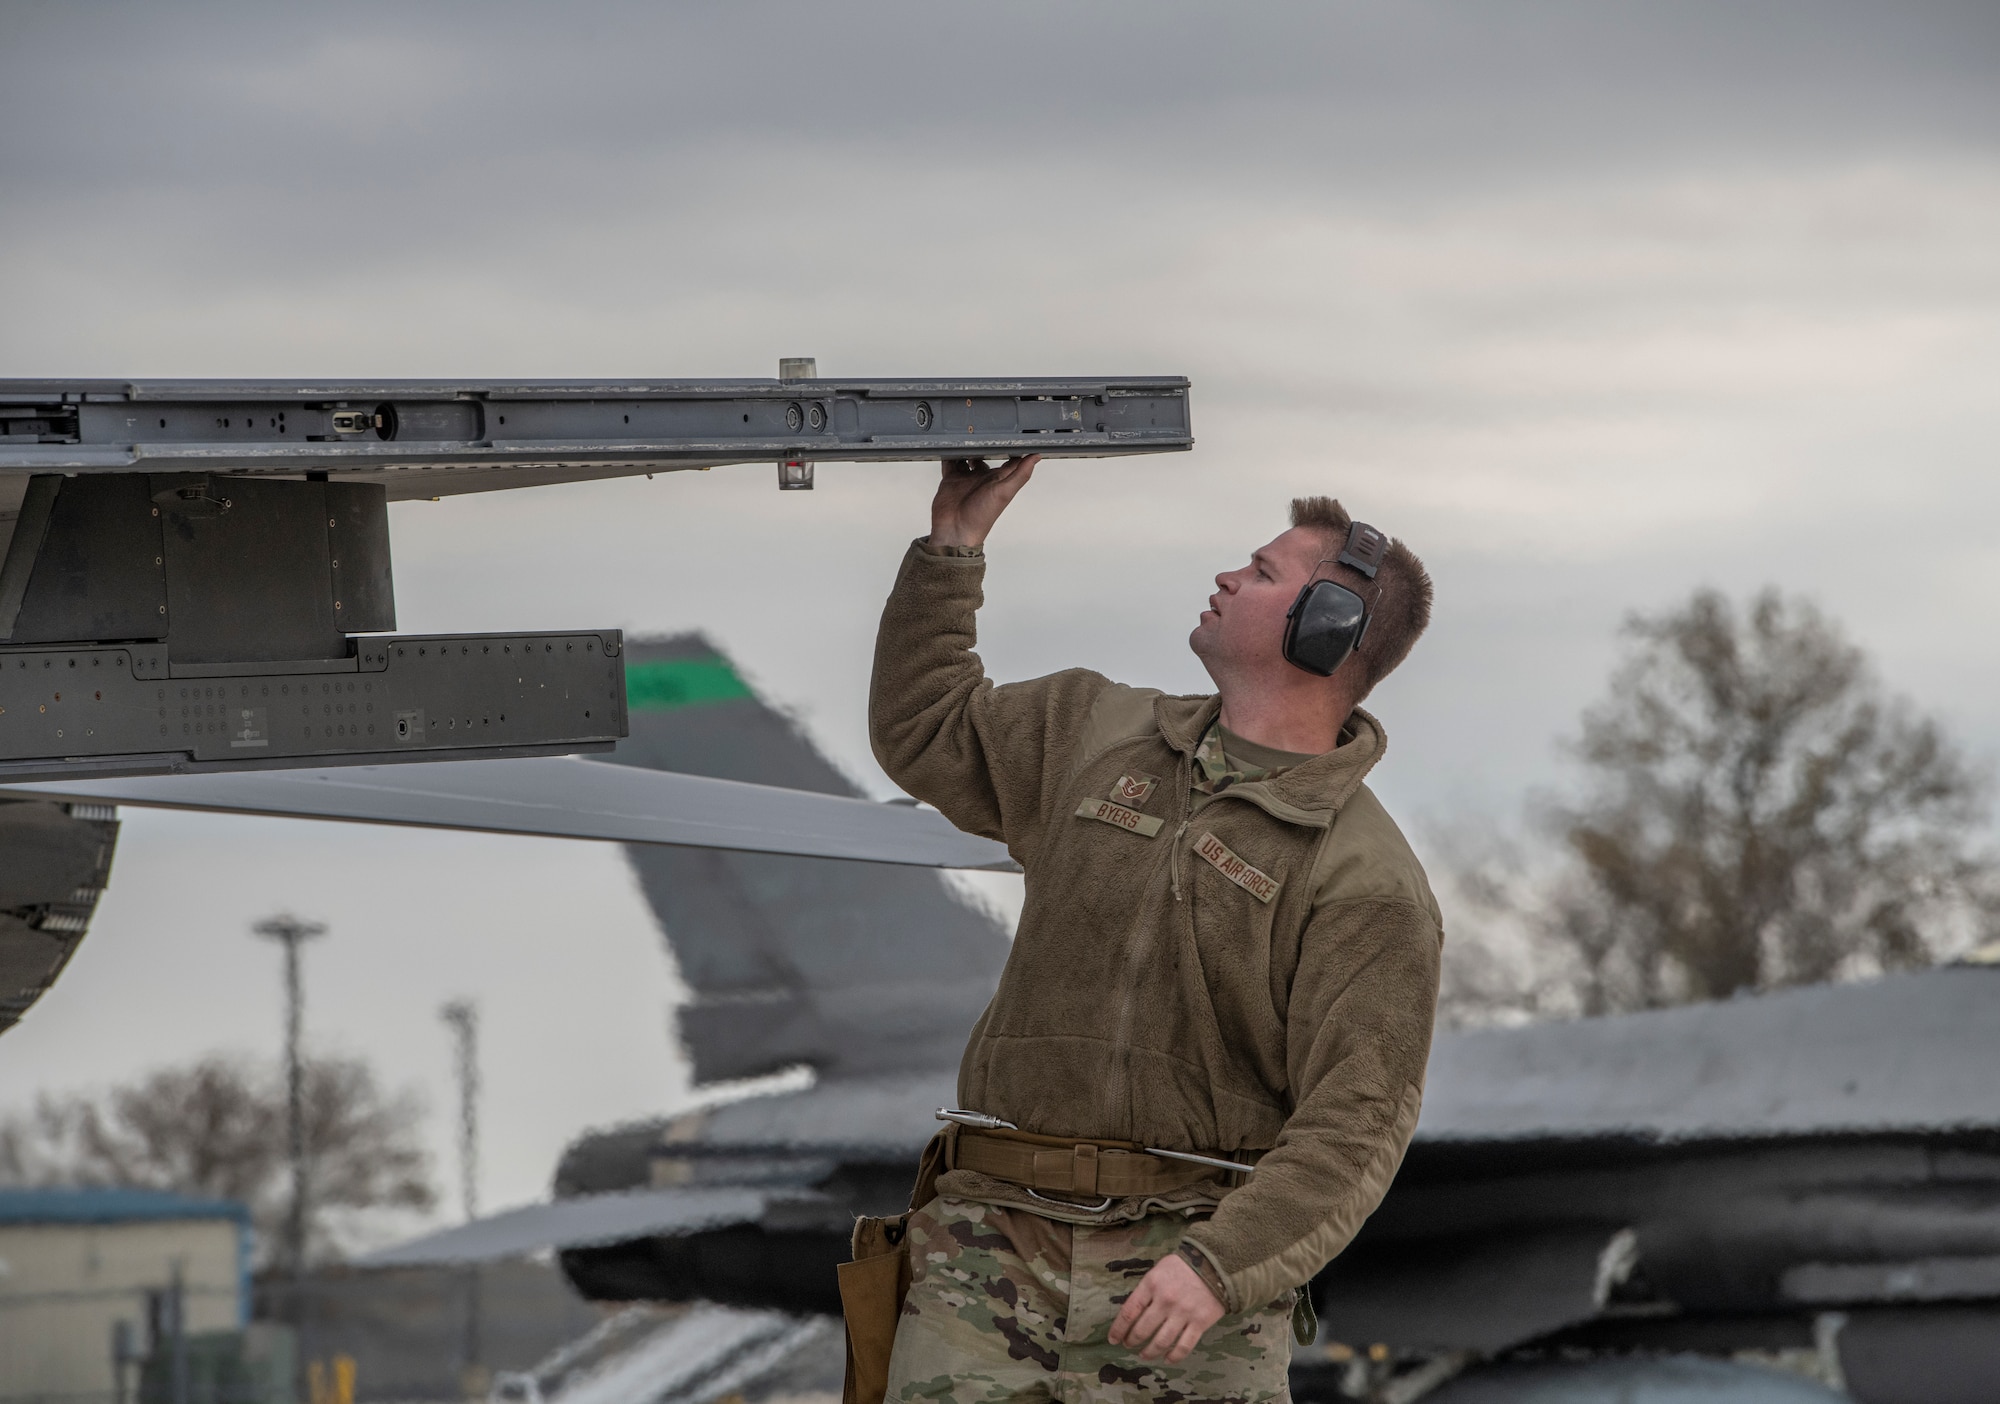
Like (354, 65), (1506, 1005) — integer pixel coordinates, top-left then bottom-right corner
(2, 1), (1997, 1232)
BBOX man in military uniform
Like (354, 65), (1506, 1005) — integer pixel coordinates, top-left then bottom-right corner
(869, 455), (1443, 1402)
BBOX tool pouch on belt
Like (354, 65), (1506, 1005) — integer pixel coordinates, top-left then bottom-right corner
(839, 1127), (951, 1404)
(838, 1213), (910, 1404)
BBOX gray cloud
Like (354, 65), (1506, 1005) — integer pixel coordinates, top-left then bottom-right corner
(8, 3), (1998, 197)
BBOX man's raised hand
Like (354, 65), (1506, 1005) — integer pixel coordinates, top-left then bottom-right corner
(927, 455), (1039, 550)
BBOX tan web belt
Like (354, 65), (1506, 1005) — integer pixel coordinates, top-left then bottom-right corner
(949, 1124), (1258, 1199)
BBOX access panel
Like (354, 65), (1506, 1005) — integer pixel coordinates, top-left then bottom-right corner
(0, 631), (624, 783)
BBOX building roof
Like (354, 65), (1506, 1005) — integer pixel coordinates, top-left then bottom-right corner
(0, 1186), (250, 1226)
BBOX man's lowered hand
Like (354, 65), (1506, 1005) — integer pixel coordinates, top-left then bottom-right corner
(1108, 1250), (1226, 1364)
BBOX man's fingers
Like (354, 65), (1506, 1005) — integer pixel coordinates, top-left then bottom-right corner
(1114, 1289), (1167, 1347)
(994, 455), (1039, 487)
(985, 457), (1037, 504)
(1108, 1283), (1152, 1345)
(1131, 1302), (1178, 1359)
(1162, 1321), (1204, 1366)
(1136, 1296), (1180, 1350)
(1139, 1310), (1188, 1361)
(937, 455), (1035, 494)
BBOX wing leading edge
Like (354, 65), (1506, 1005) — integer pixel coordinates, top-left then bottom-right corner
(354, 1186), (785, 1268)
(0, 757), (1015, 870)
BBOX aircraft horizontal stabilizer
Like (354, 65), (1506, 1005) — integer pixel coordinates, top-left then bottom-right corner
(1, 757), (1017, 870)
(357, 1186), (784, 1268)
(0, 376), (1193, 499)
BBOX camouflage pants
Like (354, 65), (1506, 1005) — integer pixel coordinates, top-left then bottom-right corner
(883, 1196), (1292, 1404)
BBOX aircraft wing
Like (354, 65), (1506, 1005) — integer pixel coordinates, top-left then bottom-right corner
(355, 1186), (790, 1268)
(0, 375), (1192, 500)
(0, 757), (1016, 870)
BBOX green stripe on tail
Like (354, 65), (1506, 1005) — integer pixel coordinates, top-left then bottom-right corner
(625, 657), (754, 711)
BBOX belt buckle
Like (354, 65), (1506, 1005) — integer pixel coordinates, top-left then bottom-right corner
(1025, 1186), (1114, 1213)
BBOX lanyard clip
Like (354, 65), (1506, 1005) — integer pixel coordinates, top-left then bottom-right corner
(936, 1107), (1019, 1131)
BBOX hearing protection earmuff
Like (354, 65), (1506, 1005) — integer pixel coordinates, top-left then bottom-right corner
(1282, 520), (1388, 677)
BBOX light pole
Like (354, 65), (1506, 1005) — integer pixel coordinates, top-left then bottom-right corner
(439, 999), (482, 1393)
(253, 912), (326, 1370)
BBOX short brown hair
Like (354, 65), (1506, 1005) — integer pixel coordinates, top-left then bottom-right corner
(1289, 496), (1433, 700)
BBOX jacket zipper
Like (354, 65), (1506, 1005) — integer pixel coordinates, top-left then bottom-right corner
(1170, 747), (1194, 900)
(1110, 743), (1196, 1135)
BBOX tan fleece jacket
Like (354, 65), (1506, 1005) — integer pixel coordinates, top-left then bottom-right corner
(868, 542), (1443, 1312)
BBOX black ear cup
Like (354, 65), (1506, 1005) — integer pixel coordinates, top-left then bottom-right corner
(1283, 578), (1370, 677)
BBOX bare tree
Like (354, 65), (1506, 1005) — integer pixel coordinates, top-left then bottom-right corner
(1445, 588), (1998, 1020)
(0, 1052), (435, 1264)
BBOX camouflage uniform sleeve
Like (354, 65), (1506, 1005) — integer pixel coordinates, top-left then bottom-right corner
(870, 540), (1113, 859)
(1179, 897), (1441, 1312)
(918, 538), (986, 559)
(1176, 1240), (1232, 1306)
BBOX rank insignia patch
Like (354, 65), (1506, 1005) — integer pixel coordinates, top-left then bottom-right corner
(1111, 773), (1159, 806)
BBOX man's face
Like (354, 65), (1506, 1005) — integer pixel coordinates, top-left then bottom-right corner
(1188, 526), (1331, 681)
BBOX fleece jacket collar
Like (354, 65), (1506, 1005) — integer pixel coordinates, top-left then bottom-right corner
(1153, 693), (1387, 828)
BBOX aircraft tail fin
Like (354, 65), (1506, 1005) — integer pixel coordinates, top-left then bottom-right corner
(607, 636), (1008, 1086)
